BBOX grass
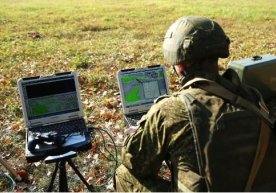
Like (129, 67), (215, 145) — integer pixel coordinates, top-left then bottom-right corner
(0, 0), (275, 191)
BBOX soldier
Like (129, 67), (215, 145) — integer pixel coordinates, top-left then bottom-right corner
(114, 16), (276, 192)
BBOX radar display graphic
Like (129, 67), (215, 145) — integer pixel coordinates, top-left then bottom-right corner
(27, 92), (78, 118)
(121, 70), (166, 105)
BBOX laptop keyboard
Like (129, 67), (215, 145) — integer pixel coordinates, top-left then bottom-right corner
(31, 119), (86, 135)
(126, 113), (144, 127)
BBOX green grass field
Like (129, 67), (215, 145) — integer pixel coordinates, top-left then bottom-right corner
(0, 0), (275, 191)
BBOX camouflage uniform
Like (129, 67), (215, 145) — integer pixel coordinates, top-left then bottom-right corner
(115, 73), (218, 192)
(115, 72), (276, 192)
(115, 85), (198, 192)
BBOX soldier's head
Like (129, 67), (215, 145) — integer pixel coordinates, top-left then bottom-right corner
(163, 16), (230, 79)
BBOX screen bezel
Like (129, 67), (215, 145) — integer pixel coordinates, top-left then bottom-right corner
(17, 72), (83, 128)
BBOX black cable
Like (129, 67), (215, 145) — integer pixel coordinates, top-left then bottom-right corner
(86, 126), (118, 189)
(97, 129), (117, 162)
(92, 127), (118, 170)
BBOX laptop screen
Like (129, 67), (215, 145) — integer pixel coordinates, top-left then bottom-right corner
(21, 76), (79, 120)
(119, 67), (168, 109)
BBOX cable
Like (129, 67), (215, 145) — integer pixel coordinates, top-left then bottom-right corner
(97, 129), (117, 162)
(93, 127), (118, 170)
(86, 126), (118, 190)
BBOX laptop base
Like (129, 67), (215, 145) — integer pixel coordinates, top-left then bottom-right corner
(30, 118), (87, 135)
(124, 112), (145, 127)
(25, 131), (92, 163)
(45, 151), (94, 192)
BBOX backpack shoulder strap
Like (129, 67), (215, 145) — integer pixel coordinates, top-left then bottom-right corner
(183, 77), (275, 127)
(245, 119), (271, 191)
(182, 92), (210, 191)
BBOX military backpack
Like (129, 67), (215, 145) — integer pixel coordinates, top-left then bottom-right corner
(181, 76), (276, 191)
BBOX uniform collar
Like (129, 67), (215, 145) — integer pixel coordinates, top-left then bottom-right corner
(179, 71), (219, 90)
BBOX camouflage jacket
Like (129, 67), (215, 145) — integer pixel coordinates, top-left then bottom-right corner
(120, 72), (276, 191)
(121, 89), (199, 191)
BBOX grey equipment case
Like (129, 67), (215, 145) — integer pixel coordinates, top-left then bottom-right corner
(228, 54), (276, 101)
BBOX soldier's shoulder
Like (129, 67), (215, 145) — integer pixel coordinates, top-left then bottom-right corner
(149, 93), (185, 115)
(144, 92), (188, 126)
(154, 94), (171, 104)
(153, 92), (184, 104)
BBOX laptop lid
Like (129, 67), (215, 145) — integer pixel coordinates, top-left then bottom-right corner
(17, 72), (84, 128)
(117, 65), (169, 115)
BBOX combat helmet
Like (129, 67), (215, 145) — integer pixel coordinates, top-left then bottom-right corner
(163, 16), (230, 65)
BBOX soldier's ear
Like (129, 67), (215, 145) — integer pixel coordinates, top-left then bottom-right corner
(174, 63), (187, 75)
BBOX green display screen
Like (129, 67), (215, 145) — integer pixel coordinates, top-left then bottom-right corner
(120, 69), (167, 107)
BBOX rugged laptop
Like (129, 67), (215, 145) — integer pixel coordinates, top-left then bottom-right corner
(17, 72), (90, 162)
(117, 65), (170, 127)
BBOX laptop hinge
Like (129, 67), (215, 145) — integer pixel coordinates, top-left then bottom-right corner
(69, 115), (80, 120)
(30, 122), (43, 127)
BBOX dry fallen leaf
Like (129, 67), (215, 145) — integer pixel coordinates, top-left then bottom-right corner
(73, 184), (84, 192)
(2, 137), (12, 145)
(10, 123), (21, 132)
(103, 98), (112, 108)
(16, 169), (28, 181)
(100, 110), (112, 121)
